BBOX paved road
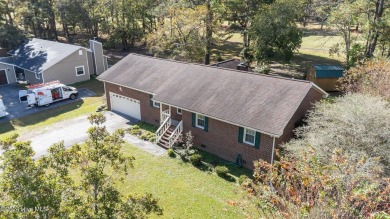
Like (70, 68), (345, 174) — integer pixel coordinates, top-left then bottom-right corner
(0, 84), (96, 123)
(15, 111), (166, 158)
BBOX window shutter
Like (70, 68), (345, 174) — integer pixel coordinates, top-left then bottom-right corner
(191, 113), (196, 128)
(204, 116), (209, 132)
(149, 94), (153, 107)
(238, 127), (244, 143)
(254, 132), (261, 149)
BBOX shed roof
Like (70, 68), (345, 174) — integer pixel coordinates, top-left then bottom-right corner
(314, 65), (344, 78)
(8, 38), (82, 73)
(98, 54), (327, 137)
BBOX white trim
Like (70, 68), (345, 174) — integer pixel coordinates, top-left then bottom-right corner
(311, 82), (328, 98)
(195, 113), (205, 129)
(177, 108), (182, 115)
(13, 65), (17, 81)
(98, 80), (155, 95)
(35, 72), (41, 80)
(41, 72), (45, 83)
(85, 48), (91, 80)
(243, 128), (255, 146)
(0, 69), (9, 84)
(153, 100), (160, 108)
(75, 66), (85, 76)
(92, 41), (98, 75)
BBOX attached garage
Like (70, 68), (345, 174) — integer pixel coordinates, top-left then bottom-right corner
(0, 70), (7, 85)
(109, 92), (141, 120)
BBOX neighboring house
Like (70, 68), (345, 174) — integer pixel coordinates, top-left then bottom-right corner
(211, 59), (254, 72)
(0, 38), (108, 85)
(306, 65), (344, 92)
(98, 54), (328, 169)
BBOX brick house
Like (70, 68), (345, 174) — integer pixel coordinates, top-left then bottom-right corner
(98, 54), (327, 169)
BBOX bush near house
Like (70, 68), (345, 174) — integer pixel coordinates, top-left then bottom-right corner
(215, 166), (229, 177)
(189, 153), (202, 166)
(127, 124), (156, 142)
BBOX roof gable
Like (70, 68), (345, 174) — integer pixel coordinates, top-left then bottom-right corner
(9, 38), (82, 73)
(98, 54), (326, 136)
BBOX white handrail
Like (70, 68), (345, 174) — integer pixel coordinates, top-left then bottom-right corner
(161, 109), (170, 124)
(156, 117), (171, 143)
(168, 120), (183, 148)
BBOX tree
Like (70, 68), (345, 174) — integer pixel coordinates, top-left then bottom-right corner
(222, 0), (271, 51)
(68, 113), (162, 218)
(0, 114), (163, 218)
(0, 135), (75, 218)
(146, 5), (208, 62)
(250, 0), (302, 63)
(0, 24), (26, 50)
(339, 59), (390, 100)
(244, 94), (390, 218)
(328, 1), (359, 68)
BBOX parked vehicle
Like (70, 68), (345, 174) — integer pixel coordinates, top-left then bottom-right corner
(19, 81), (78, 107)
(0, 96), (8, 118)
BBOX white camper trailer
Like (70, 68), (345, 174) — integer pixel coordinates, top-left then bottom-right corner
(19, 81), (78, 107)
(0, 96), (8, 118)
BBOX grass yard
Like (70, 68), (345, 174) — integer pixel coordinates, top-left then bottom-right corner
(114, 143), (260, 218)
(0, 78), (105, 138)
(212, 23), (344, 79)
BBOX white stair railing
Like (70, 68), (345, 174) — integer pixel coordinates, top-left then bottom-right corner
(168, 120), (183, 148)
(156, 117), (171, 143)
(160, 109), (170, 124)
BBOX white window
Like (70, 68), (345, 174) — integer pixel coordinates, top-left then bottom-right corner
(75, 66), (85, 76)
(78, 50), (83, 55)
(153, 101), (160, 108)
(243, 128), (256, 146)
(196, 114), (205, 128)
(177, 108), (182, 115)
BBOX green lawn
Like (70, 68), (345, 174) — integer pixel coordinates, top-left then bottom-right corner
(0, 78), (105, 138)
(115, 143), (260, 218)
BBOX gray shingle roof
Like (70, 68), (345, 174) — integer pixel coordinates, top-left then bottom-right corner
(8, 38), (82, 73)
(98, 54), (325, 137)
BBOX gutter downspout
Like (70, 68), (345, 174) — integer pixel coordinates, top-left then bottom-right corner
(270, 137), (276, 193)
(271, 137), (276, 165)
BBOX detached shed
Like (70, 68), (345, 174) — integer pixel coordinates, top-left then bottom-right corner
(307, 65), (344, 91)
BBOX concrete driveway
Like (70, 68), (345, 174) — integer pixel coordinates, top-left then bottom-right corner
(15, 111), (166, 158)
(0, 84), (96, 123)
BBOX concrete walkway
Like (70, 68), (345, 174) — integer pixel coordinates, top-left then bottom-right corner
(16, 111), (166, 158)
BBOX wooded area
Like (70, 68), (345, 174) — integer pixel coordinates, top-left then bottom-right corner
(0, 0), (388, 67)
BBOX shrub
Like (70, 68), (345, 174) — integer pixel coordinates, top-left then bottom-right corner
(189, 154), (202, 166)
(215, 166), (228, 177)
(149, 136), (156, 142)
(139, 133), (149, 141)
(129, 125), (142, 135)
(238, 175), (249, 185)
(167, 149), (175, 158)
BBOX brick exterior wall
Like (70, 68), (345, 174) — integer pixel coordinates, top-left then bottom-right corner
(104, 82), (324, 169)
(276, 87), (324, 146)
(181, 111), (274, 169)
(104, 82), (161, 126)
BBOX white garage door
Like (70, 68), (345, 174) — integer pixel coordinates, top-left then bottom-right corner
(110, 92), (141, 120)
